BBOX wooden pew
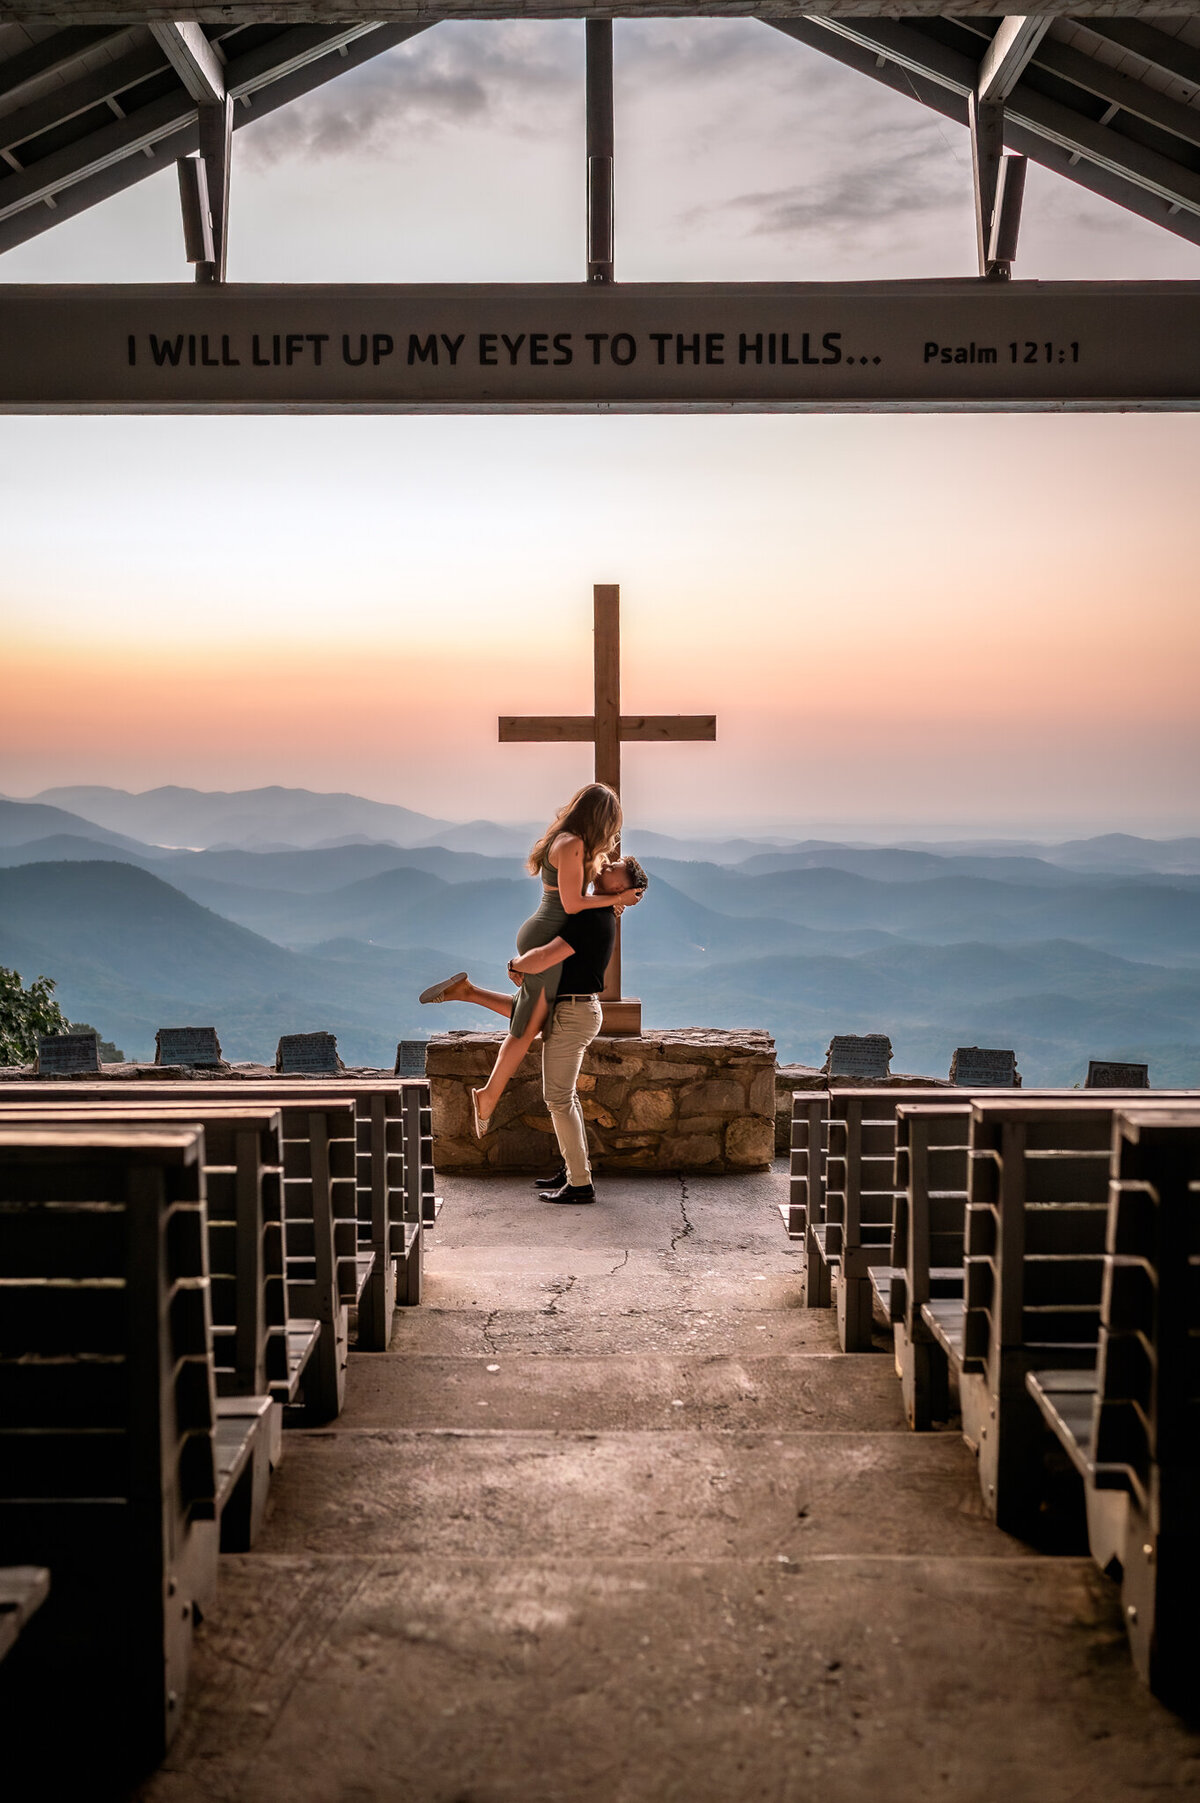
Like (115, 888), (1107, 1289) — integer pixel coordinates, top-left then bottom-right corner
(0, 1125), (222, 1771)
(933, 1095), (1187, 1537)
(873, 1091), (1193, 1432)
(885, 1092), (1193, 1442)
(0, 1075), (430, 1339)
(821, 1087), (958, 1351)
(405, 1079), (439, 1230)
(1025, 1107), (1200, 1708)
(0, 1082), (367, 1416)
(889, 1102), (974, 1429)
(188, 1076), (430, 1334)
(0, 1100), (337, 1426)
(781, 1092), (825, 1247)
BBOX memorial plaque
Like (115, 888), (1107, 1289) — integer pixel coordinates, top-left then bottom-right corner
(156, 1026), (224, 1068)
(825, 1034), (892, 1080)
(1086, 1060), (1150, 1089)
(37, 1032), (100, 1075)
(276, 1032), (341, 1075)
(950, 1046), (1019, 1088)
(395, 1040), (428, 1077)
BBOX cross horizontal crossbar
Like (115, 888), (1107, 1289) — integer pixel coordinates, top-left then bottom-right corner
(499, 715), (716, 743)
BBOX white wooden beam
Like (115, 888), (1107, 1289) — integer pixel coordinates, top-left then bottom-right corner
(149, 22), (226, 105)
(977, 17), (1051, 106)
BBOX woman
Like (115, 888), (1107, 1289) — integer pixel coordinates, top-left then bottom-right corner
(419, 782), (642, 1134)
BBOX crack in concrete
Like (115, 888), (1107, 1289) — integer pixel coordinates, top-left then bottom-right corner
(542, 1274), (578, 1316)
(670, 1176), (696, 1255)
(480, 1309), (502, 1355)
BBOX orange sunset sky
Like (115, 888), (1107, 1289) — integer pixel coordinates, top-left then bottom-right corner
(2, 20), (1199, 838)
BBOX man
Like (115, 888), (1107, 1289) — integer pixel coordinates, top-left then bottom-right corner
(507, 855), (649, 1204)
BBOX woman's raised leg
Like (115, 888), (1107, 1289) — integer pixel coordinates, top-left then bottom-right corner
(426, 974), (514, 1021)
(472, 992), (549, 1130)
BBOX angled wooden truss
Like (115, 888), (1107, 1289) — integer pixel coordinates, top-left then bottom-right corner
(2, 12), (1200, 262)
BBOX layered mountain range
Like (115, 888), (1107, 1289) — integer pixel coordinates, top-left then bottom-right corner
(2, 786), (1198, 1084)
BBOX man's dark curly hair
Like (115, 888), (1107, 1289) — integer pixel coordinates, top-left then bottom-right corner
(620, 855), (649, 892)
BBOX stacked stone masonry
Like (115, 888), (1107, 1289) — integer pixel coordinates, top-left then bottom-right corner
(428, 1028), (776, 1175)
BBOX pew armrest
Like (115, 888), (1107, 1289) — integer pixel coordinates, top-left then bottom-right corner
(0, 1566), (50, 1664)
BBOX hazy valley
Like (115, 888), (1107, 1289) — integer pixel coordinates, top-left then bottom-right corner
(2, 785), (1199, 1084)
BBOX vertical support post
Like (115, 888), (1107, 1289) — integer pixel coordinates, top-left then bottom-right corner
(196, 95), (232, 284)
(586, 20), (614, 284)
(593, 581), (621, 1000)
(988, 153), (1027, 276)
(968, 92), (1004, 278)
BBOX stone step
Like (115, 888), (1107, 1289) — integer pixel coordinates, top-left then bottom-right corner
(414, 1243), (816, 1319)
(389, 1301), (839, 1359)
(147, 1553), (1189, 1803)
(341, 1351), (908, 1433)
(261, 1427), (1028, 1563)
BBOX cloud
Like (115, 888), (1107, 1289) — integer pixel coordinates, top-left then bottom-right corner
(731, 133), (964, 241)
(236, 17), (851, 170)
(239, 22), (581, 167)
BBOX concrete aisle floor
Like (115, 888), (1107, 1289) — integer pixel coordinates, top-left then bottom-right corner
(140, 1165), (1200, 1803)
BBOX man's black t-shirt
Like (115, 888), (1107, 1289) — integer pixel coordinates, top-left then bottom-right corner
(556, 907), (616, 995)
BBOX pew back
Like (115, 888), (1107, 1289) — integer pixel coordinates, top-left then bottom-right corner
(1096, 1108), (1200, 1701)
(0, 1082), (360, 1416)
(0, 1077), (430, 1339)
(784, 1093), (826, 1243)
(0, 1101), (290, 1403)
(825, 1087), (967, 1350)
(961, 1095), (1188, 1532)
(0, 1125), (218, 1767)
(892, 1102), (973, 1428)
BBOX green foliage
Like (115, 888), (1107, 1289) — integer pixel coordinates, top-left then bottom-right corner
(68, 1022), (126, 1064)
(0, 966), (69, 1065)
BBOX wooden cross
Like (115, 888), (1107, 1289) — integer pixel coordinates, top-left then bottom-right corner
(499, 583), (716, 1035)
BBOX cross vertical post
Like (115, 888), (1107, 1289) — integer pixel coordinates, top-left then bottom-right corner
(593, 583), (621, 1000)
(499, 582), (716, 1035)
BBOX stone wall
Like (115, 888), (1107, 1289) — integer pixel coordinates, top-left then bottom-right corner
(428, 1028), (776, 1175)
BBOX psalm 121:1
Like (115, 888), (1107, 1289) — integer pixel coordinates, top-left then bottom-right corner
(1009, 341), (1081, 363)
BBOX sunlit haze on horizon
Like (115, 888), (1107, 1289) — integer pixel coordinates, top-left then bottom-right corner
(3, 20), (1199, 838)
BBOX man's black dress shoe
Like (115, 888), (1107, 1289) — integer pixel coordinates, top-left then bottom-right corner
(543, 1181), (596, 1205)
(533, 1166), (567, 1192)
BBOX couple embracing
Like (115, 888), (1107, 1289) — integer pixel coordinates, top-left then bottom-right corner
(419, 782), (647, 1204)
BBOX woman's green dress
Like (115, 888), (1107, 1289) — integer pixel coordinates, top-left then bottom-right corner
(510, 852), (569, 1037)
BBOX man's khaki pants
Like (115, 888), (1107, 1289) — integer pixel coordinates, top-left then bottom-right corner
(541, 995), (603, 1186)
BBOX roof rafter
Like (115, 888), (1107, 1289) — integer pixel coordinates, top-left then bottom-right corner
(148, 22), (225, 105)
(0, 22), (432, 251)
(977, 16), (1051, 104)
(767, 17), (1200, 246)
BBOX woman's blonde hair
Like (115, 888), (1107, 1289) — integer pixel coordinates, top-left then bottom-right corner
(527, 782), (623, 883)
